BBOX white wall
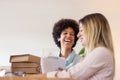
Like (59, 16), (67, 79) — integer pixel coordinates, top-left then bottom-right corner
(0, 0), (120, 79)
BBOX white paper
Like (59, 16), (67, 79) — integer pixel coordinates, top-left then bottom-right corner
(0, 70), (6, 77)
(41, 56), (66, 73)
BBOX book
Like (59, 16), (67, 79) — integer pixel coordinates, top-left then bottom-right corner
(12, 62), (39, 68)
(11, 67), (40, 74)
(10, 54), (40, 64)
(41, 56), (66, 73)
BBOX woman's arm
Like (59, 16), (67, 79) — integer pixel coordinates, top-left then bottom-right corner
(47, 47), (111, 80)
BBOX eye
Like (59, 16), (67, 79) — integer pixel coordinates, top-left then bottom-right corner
(63, 32), (67, 35)
(70, 33), (74, 36)
(79, 29), (83, 32)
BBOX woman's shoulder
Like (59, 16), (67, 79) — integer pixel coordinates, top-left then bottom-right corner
(91, 47), (113, 60)
(93, 47), (112, 54)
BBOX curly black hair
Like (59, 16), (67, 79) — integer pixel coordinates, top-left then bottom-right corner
(52, 19), (79, 48)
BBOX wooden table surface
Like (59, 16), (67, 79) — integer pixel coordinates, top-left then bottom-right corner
(0, 74), (74, 80)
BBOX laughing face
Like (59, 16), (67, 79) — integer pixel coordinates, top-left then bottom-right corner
(77, 23), (88, 47)
(58, 27), (75, 49)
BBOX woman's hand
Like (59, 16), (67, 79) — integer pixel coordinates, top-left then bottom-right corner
(57, 67), (63, 71)
(37, 65), (42, 73)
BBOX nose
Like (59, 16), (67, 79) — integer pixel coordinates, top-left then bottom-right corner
(66, 33), (73, 37)
(77, 32), (81, 38)
(66, 34), (70, 38)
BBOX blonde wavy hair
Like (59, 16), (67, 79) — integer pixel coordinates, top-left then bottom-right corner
(79, 13), (114, 53)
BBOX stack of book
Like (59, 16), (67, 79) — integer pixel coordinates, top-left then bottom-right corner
(10, 54), (40, 74)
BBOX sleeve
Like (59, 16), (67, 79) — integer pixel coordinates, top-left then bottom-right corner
(47, 47), (109, 80)
(47, 71), (57, 78)
(47, 70), (71, 78)
(68, 47), (108, 80)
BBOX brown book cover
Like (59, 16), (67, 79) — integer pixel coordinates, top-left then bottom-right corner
(11, 67), (40, 74)
(10, 54), (40, 64)
(12, 62), (39, 68)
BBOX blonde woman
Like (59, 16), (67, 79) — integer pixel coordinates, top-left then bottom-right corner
(46, 13), (115, 80)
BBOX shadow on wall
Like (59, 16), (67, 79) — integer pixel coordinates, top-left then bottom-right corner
(41, 48), (59, 57)
(0, 54), (11, 66)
